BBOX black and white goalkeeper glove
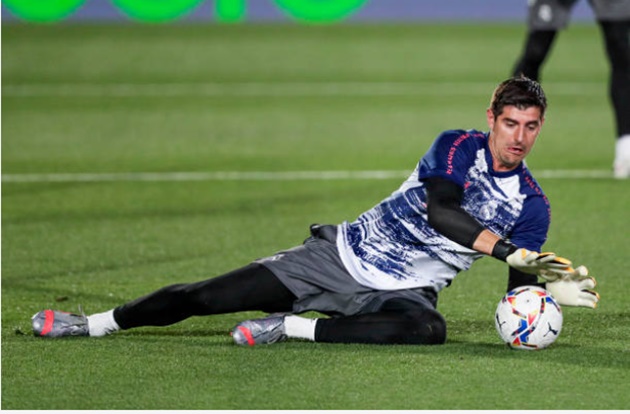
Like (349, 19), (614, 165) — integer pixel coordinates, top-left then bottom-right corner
(505, 248), (572, 278)
(539, 264), (591, 282)
(546, 276), (600, 308)
(494, 241), (591, 283)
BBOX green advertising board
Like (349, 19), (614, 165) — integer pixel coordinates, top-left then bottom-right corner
(3, 0), (370, 23)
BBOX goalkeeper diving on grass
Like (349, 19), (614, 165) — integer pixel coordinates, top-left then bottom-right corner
(32, 76), (599, 346)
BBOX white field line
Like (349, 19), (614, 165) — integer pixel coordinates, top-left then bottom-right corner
(0, 169), (615, 183)
(1, 81), (604, 98)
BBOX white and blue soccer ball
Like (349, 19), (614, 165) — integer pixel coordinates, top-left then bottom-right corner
(494, 285), (563, 350)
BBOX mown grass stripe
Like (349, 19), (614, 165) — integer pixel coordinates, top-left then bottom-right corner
(1, 81), (604, 97)
(1, 169), (614, 183)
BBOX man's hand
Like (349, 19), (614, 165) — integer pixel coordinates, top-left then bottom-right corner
(506, 249), (572, 276)
(539, 264), (590, 282)
(546, 277), (600, 308)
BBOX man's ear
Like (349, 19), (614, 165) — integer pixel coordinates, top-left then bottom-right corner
(486, 108), (495, 129)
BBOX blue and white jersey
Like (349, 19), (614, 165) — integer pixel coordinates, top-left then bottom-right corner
(337, 129), (551, 292)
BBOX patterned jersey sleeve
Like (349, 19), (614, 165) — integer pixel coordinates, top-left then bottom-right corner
(508, 191), (551, 252)
(418, 129), (486, 187)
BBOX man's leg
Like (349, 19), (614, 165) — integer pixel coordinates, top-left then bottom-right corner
(314, 298), (446, 345)
(513, 0), (577, 80)
(113, 263), (296, 329)
(512, 30), (558, 81)
(599, 20), (630, 178)
(233, 297), (447, 346)
(33, 263), (297, 337)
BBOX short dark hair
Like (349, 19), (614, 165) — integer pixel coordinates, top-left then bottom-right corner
(490, 76), (547, 119)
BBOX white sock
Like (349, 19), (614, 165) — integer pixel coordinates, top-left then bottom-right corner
(284, 315), (318, 341)
(87, 310), (120, 337)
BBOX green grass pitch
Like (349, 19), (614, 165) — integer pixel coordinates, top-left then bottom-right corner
(2, 23), (629, 409)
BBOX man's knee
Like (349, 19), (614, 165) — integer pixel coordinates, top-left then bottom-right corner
(379, 297), (446, 345)
(394, 309), (446, 345)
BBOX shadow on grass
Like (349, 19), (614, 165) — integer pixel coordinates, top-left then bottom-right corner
(2, 182), (352, 226)
(82, 320), (630, 372)
(8, 305), (628, 373)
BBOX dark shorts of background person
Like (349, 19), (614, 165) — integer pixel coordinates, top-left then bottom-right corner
(518, 0), (630, 138)
(528, 0), (630, 30)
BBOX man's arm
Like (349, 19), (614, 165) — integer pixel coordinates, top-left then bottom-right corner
(479, 232), (547, 291)
(425, 176), (486, 250)
(425, 176), (570, 274)
(425, 176), (507, 256)
(425, 176), (598, 307)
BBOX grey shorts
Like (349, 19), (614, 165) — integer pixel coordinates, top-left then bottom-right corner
(255, 225), (438, 317)
(528, 0), (630, 30)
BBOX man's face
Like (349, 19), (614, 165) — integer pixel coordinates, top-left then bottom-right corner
(486, 105), (544, 172)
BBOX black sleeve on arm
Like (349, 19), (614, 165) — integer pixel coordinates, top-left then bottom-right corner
(507, 267), (545, 293)
(425, 176), (485, 249)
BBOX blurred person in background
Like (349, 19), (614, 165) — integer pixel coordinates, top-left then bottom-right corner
(512, 0), (630, 178)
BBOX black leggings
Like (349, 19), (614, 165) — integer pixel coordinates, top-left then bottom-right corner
(599, 21), (630, 137)
(512, 29), (558, 82)
(113, 263), (447, 345)
(113, 263), (296, 328)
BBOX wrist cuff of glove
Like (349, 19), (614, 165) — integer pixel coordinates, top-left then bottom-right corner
(492, 240), (518, 262)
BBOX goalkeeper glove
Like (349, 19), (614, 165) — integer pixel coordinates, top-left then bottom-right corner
(546, 277), (600, 308)
(539, 264), (590, 282)
(505, 248), (572, 276)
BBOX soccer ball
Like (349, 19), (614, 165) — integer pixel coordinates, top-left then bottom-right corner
(494, 285), (563, 350)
